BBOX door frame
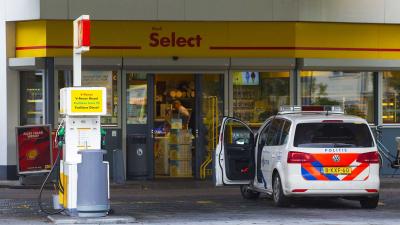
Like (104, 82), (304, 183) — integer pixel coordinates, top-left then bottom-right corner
(123, 70), (227, 180)
(122, 72), (155, 180)
(215, 116), (255, 186)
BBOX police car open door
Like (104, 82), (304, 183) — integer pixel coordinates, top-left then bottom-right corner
(215, 117), (255, 186)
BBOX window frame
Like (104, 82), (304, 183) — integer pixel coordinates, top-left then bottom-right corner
(279, 119), (292, 146)
(230, 70), (291, 125)
(299, 70), (375, 124)
(265, 118), (285, 147)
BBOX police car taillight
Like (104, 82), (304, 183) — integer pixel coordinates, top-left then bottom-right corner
(302, 105), (324, 111)
(287, 151), (315, 163)
(356, 151), (380, 164)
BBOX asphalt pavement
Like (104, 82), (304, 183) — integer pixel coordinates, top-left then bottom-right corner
(0, 178), (399, 225)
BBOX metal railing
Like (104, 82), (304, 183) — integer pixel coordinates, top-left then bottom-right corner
(200, 96), (218, 179)
(375, 126), (400, 171)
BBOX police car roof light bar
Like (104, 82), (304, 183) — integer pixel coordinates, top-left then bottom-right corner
(278, 105), (344, 115)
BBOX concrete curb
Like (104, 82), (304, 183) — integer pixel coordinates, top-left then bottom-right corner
(47, 215), (136, 224)
(0, 178), (399, 189)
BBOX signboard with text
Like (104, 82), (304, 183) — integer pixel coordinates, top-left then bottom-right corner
(16, 125), (52, 174)
(74, 15), (90, 52)
(60, 87), (107, 115)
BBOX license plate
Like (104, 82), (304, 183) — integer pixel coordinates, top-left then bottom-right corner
(322, 167), (352, 175)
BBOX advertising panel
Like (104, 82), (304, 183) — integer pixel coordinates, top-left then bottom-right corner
(16, 125), (52, 174)
(233, 71), (260, 85)
(60, 87), (107, 116)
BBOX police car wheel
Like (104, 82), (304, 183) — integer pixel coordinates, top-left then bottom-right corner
(240, 185), (260, 200)
(360, 195), (379, 209)
(272, 174), (290, 207)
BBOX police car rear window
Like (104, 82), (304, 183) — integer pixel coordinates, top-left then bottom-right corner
(293, 123), (374, 148)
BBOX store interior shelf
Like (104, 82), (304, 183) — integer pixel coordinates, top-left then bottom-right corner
(27, 111), (42, 115)
(26, 99), (43, 103)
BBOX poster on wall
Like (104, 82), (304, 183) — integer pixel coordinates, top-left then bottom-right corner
(82, 71), (113, 116)
(233, 71), (260, 85)
(16, 125), (52, 175)
(127, 84), (147, 124)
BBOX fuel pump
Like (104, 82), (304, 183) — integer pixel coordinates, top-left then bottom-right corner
(57, 87), (108, 215)
(39, 15), (111, 217)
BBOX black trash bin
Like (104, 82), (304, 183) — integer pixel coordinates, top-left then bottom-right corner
(127, 134), (147, 179)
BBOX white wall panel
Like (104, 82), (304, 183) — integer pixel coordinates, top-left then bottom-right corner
(158, 0), (185, 20)
(5, 0), (40, 21)
(299, 0), (321, 21)
(185, 0), (273, 21)
(320, 0), (384, 23)
(273, 0), (299, 21)
(41, 0), (68, 19)
(384, 0), (400, 23)
(6, 36), (18, 166)
(4, 1), (400, 25)
(0, 0), (7, 166)
(68, 0), (157, 20)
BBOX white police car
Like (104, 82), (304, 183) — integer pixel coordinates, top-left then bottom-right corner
(214, 106), (380, 208)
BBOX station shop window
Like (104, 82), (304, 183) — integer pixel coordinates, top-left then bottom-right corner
(201, 74), (224, 168)
(232, 71), (290, 125)
(57, 70), (119, 125)
(383, 71), (400, 124)
(300, 71), (374, 123)
(126, 72), (147, 125)
(20, 71), (44, 125)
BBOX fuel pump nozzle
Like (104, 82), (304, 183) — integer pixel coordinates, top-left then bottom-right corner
(101, 128), (106, 148)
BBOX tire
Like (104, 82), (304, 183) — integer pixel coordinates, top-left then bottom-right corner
(272, 174), (290, 207)
(360, 195), (379, 209)
(240, 185), (260, 200)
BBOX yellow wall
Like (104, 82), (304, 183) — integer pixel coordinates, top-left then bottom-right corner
(15, 20), (400, 59)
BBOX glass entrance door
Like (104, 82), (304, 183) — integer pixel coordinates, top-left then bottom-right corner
(125, 72), (224, 180)
(125, 72), (154, 179)
(153, 74), (196, 178)
(198, 74), (224, 179)
(153, 73), (224, 179)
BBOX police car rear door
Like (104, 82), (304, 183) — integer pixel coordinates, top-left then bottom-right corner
(214, 117), (255, 186)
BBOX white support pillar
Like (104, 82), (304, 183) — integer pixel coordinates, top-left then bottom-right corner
(6, 22), (18, 175)
(73, 15), (90, 87)
(73, 53), (82, 86)
(0, 2), (18, 180)
(0, 1), (8, 178)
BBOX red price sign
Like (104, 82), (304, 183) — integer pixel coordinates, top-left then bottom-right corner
(16, 125), (52, 174)
(77, 19), (91, 48)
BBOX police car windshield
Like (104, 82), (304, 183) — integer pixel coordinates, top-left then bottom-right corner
(294, 123), (374, 148)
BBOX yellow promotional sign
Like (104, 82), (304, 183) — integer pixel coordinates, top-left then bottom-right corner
(71, 90), (103, 113)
